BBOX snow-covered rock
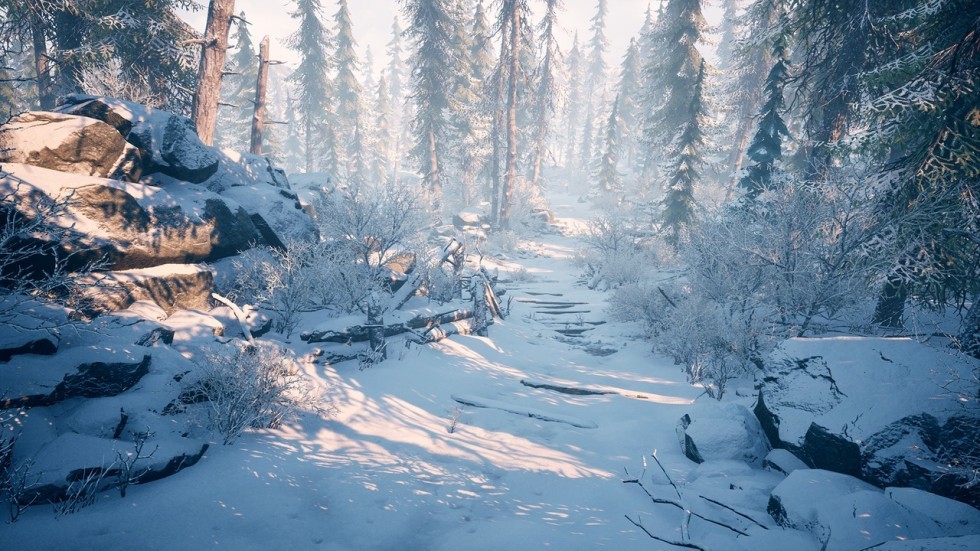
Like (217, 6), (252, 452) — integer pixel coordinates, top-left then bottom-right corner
(219, 182), (318, 246)
(755, 337), (980, 504)
(763, 449), (809, 476)
(57, 95), (219, 183)
(676, 402), (770, 466)
(0, 111), (142, 181)
(0, 345), (150, 409)
(885, 487), (980, 537)
(0, 164), (268, 270)
(96, 263), (214, 315)
(165, 309), (224, 343)
(202, 148), (290, 193)
(874, 535), (980, 550)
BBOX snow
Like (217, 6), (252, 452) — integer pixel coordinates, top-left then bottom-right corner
(1, 189), (977, 550)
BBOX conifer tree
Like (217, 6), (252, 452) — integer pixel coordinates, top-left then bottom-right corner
(216, 12), (258, 152)
(562, 33), (584, 175)
(403, 0), (462, 212)
(580, 0), (608, 174)
(287, 0), (332, 173)
(283, 90), (305, 173)
(596, 96), (622, 195)
(739, 35), (791, 200)
(333, 0), (363, 179)
(613, 37), (643, 170)
(661, 59), (706, 247)
(529, 0), (562, 189)
(370, 73), (394, 184)
(385, 17), (410, 179)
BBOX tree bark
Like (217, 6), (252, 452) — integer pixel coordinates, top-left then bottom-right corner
(29, 9), (55, 110)
(192, 0), (236, 146)
(427, 125), (440, 212)
(500, 0), (520, 229)
(250, 36), (270, 155)
(53, 8), (84, 95)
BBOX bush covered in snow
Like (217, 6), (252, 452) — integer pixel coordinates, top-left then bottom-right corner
(192, 343), (318, 445)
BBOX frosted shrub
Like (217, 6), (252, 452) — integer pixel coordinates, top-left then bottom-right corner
(232, 241), (319, 338)
(194, 343), (317, 445)
(584, 215), (652, 288)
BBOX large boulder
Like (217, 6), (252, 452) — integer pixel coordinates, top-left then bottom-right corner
(0, 346), (150, 409)
(676, 402), (770, 466)
(219, 181), (318, 246)
(57, 94), (219, 183)
(94, 263), (215, 315)
(768, 469), (944, 550)
(755, 337), (980, 505)
(202, 148), (290, 193)
(0, 111), (142, 181)
(0, 164), (268, 270)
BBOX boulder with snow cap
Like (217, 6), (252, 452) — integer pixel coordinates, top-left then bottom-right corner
(57, 94), (218, 183)
(676, 402), (770, 466)
(0, 111), (142, 181)
(755, 337), (980, 505)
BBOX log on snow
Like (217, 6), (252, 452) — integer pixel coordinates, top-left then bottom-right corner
(302, 308), (475, 344)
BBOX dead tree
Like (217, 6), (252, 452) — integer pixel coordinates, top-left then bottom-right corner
(249, 35), (269, 154)
(192, 0), (236, 146)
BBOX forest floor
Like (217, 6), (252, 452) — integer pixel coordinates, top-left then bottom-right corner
(1, 189), (817, 550)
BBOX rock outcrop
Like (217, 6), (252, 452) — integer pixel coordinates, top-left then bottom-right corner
(0, 111), (142, 181)
(755, 337), (980, 505)
(676, 402), (770, 466)
(57, 95), (219, 183)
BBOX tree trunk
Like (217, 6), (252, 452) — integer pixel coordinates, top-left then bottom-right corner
(54, 8), (84, 94)
(250, 36), (270, 155)
(305, 117), (314, 173)
(872, 276), (908, 329)
(427, 126), (440, 212)
(29, 10), (55, 109)
(366, 303), (386, 360)
(500, 1), (520, 229)
(192, 0), (236, 146)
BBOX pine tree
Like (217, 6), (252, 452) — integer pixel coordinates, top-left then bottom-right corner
(403, 0), (463, 212)
(637, 0), (670, 178)
(739, 35), (791, 200)
(529, 0), (562, 190)
(596, 96), (622, 195)
(562, 32), (584, 176)
(581, 0), (608, 174)
(661, 59), (706, 247)
(640, 0), (707, 188)
(370, 73), (394, 184)
(333, 0), (363, 180)
(613, 37), (643, 171)
(362, 46), (376, 99)
(287, 0), (332, 173)
(216, 12), (259, 152)
(283, 90), (305, 174)
(385, 17), (409, 178)
(495, 0), (532, 229)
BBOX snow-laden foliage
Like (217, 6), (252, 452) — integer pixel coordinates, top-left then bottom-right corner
(193, 343), (319, 445)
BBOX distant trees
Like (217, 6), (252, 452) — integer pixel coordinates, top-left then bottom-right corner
(286, 0), (332, 174)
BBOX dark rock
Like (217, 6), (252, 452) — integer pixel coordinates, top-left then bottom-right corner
(0, 111), (142, 181)
(51, 354), (151, 401)
(0, 334), (57, 362)
(804, 423), (861, 477)
(58, 95), (218, 183)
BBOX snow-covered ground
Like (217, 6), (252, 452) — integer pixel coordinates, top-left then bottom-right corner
(1, 190), (974, 550)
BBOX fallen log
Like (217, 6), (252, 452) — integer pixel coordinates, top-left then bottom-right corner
(387, 238), (464, 312)
(302, 308), (475, 344)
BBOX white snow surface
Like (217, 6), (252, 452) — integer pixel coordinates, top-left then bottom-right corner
(1, 190), (976, 550)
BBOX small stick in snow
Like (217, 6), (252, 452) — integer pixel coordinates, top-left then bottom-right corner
(698, 495), (769, 530)
(624, 515), (706, 551)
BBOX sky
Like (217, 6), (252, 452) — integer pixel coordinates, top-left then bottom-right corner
(180, 1), (724, 79)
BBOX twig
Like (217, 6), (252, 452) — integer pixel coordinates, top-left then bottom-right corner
(624, 515), (706, 550)
(658, 286), (678, 308)
(651, 450), (682, 501)
(699, 495), (769, 530)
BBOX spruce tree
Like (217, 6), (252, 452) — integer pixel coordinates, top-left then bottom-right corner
(581, 0), (608, 174)
(529, 0), (562, 189)
(596, 97), (622, 195)
(739, 36), (791, 200)
(385, 17), (409, 178)
(403, 0), (463, 212)
(661, 59), (706, 247)
(613, 37), (643, 171)
(333, 0), (363, 179)
(216, 12), (258, 152)
(283, 90), (305, 174)
(287, 0), (332, 173)
(562, 33), (584, 176)
(370, 73), (394, 184)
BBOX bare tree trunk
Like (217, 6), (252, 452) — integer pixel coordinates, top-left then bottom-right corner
(723, 117), (752, 202)
(500, 1), (520, 229)
(53, 8), (83, 95)
(192, 0), (235, 146)
(250, 36), (270, 155)
(872, 275), (908, 329)
(427, 126), (440, 212)
(29, 10), (55, 109)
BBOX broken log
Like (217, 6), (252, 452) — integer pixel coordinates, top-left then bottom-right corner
(387, 238), (464, 312)
(302, 308), (475, 344)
